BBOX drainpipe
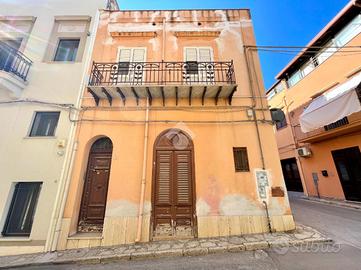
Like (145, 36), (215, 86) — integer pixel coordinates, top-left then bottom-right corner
(135, 98), (150, 242)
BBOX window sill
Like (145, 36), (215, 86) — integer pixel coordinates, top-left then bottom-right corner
(23, 136), (57, 139)
(0, 237), (31, 242)
(43, 61), (80, 64)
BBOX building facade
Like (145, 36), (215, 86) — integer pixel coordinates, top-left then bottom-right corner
(57, 8), (295, 250)
(0, 0), (118, 255)
(267, 1), (361, 201)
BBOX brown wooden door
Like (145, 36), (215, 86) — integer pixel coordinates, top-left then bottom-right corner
(152, 129), (195, 239)
(78, 138), (112, 232)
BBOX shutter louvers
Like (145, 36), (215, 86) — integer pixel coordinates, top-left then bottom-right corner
(156, 151), (172, 204)
(175, 151), (191, 204)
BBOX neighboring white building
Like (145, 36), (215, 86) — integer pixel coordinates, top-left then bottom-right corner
(0, 0), (118, 255)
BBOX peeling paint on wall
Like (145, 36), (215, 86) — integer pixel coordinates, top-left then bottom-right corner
(196, 198), (210, 216)
(105, 200), (151, 217)
(220, 194), (263, 216)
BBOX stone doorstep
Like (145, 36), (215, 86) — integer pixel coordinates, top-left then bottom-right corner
(0, 227), (332, 269)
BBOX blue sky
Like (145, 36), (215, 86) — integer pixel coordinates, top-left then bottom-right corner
(118, 0), (350, 89)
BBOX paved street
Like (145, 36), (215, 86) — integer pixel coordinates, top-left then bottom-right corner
(14, 192), (361, 270)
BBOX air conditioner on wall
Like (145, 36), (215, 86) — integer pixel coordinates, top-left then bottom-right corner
(297, 147), (312, 157)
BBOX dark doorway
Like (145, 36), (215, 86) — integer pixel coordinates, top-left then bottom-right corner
(152, 129), (196, 240)
(332, 146), (361, 202)
(281, 158), (304, 192)
(78, 137), (113, 232)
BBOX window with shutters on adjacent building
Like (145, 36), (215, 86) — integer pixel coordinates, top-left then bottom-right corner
(233, 147), (250, 172)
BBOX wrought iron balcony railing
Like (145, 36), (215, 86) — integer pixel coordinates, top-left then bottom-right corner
(0, 41), (32, 82)
(89, 61), (236, 86)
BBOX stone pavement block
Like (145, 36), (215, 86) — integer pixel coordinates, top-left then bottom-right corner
(100, 254), (131, 263)
(227, 244), (245, 252)
(154, 249), (183, 258)
(244, 241), (269, 251)
(183, 247), (208, 256)
(130, 251), (156, 260)
(207, 246), (227, 254)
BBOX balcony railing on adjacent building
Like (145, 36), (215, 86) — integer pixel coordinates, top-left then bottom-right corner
(0, 41), (32, 82)
(87, 61), (237, 106)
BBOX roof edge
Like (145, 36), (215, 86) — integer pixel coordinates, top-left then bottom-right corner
(275, 0), (358, 80)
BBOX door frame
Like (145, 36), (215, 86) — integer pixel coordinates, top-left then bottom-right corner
(150, 128), (197, 240)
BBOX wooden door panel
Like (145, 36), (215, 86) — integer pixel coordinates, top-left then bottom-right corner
(79, 153), (111, 229)
(175, 151), (192, 205)
(155, 151), (173, 205)
(153, 148), (194, 238)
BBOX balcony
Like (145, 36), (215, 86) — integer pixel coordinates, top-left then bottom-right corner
(87, 61), (237, 106)
(0, 41), (32, 97)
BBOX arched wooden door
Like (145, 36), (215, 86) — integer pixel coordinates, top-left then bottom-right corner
(78, 137), (113, 232)
(152, 129), (196, 239)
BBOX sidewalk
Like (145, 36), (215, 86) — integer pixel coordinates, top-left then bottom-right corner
(302, 195), (361, 210)
(0, 224), (331, 269)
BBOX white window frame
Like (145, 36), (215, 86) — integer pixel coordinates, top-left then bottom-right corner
(114, 47), (147, 85)
(183, 47), (215, 84)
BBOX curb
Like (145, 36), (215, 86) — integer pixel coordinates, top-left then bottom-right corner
(0, 237), (333, 269)
(302, 196), (361, 210)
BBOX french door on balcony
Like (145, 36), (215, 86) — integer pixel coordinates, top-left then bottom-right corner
(184, 47), (214, 84)
(113, 47), (146, 85)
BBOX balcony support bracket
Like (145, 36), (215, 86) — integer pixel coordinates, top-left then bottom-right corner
(131, 87), (140, 106)
(116, 87), (126, 106)
(215, 86), (222, 105)
(175, 87), (178, 106)
(201, 86), (207, 106)
(88, 87), (100, 106)
(228, 86), (237, 105)
(161, 87), (165, 106)
(102, 87), (112, 106)
(146, 87), (152, 106)
(189, 86), (192, 106)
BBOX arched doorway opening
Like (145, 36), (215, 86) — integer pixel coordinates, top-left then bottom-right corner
(151, 129), (196, 239)
(78, 137), (113, 232)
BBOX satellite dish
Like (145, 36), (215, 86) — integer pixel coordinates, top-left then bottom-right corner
(270, 108), (286, 123)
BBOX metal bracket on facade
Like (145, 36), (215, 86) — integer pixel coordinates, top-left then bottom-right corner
(87, 87), (100, 106)
(201, 86), (207, 106)
(228, 86), (237, 105)
(189, 86), (192, 106)
(116, 87), (126, 106)
(131, 87), (139, 106)
(146, 87), (152, 106)
(175, 86), (178, 106)
(101, 87), (112, 106)
(215, 86), (222, 105)
(161, 87), (165, 106)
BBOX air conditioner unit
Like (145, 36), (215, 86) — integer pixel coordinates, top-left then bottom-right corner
(297, 147), (312, 157)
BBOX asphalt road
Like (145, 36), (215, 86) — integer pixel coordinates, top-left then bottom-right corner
(16, 192), (361, 270)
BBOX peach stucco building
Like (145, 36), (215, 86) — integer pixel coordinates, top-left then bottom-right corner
(267, 1), (361, 201)
(57, 8), (295, 250)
